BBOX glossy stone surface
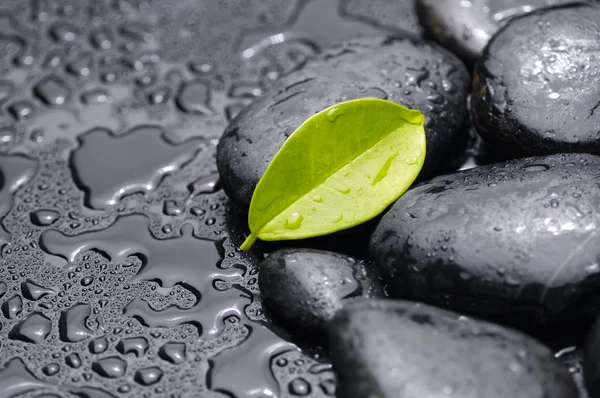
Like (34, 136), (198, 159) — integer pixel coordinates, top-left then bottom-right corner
(259, 249), (385, 332)
(329, 299), (578, 398)
(471, 3), (600, 157)
(417, 0), (577, 61)
(217, 36), (470, 209)
(370, 153), (600, 335)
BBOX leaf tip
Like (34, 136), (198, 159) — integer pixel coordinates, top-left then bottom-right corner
(240, 233), (258, 252)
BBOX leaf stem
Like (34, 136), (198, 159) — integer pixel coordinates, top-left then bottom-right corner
(240, 233), (258, 252)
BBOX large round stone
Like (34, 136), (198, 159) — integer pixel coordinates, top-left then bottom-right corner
(217, 36), (470, 209)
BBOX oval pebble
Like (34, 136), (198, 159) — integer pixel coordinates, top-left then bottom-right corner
(370, 153), (600, 335)
(259, 248), (385, 333)
(217, 36), (470, 210)
(471, 3), (600, 157)
(329, 299), (578, 398)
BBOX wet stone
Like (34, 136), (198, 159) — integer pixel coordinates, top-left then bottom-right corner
(370, 153), (600, 336)
(33, 75), (70, 106)
(471, 4), (600, 157)
(91, 356), (127, 378)
(134, 367), (163, 386)
(329, 299), (578, 398)
(9, 312), (52, 344)
(416, 0), (576, 61)
(259, 249), (384, 333)
(217, 36), (470, 209)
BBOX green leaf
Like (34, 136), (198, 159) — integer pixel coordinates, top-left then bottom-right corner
(240, 98), (426, 251)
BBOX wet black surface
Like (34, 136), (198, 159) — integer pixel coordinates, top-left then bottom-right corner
(0, 0), (595, 397)
(0, 0), (427, 397)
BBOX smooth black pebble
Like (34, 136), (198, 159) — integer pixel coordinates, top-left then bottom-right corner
(370, 153), (600, 336)
(417, 0), (576, 61)
(329, 299), (578, 398)
(217, 36), (470, 210)
(471, 3), (600, 157)
(259, 248), (384, 333)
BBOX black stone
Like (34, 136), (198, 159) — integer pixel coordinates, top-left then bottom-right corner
(259, 248), (384, 333)
(217, 36), (470, 210)
(329, 299), (578, 398)
(471, 4), (600, 157)
(370, 153), (600, 336)
(417, 0), (576, 62)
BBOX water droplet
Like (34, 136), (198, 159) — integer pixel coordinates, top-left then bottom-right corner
(285, 212), (304, 229)
(289, 377), (311, 396)
(89, 337), (109, 354)
(188, 173), (221, 198)
(522, 163), (549, 172)
(69, 126), (201, 209)
(9, 312), (52, 344)
(33, 75), (70, 106)
(335, 186), (351, 194)
(66, 53), (93, 77)
(2, 295), (23, 319)
(31, 209), (60, 226)
(229, 82), (262, 98)
(65, 353), (82, 368)
(42, 363), (60, 376)
(134, 366), (163, 385)
(327, 107), (344, 122)
(159, 342), (186, 364)
(91, 356), (127, 378)
(49, 22), (79, 43)
(175, 80), (213, 115)
(116, 337), (149, 357)
(8, 101), (35, 120)
(21, 280), (56, 301)
(550, 199), (559, 208)
(312, 195), (323, 203)
(59, 303), (94, 342)
(163, 200), (183, 216)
